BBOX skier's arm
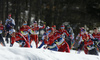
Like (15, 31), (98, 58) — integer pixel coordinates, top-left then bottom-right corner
(64, 30), (69, 37)
(39, 24), (45, 29)
(10, 37), (15, 47)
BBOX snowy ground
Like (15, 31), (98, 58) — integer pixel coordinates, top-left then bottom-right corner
(0, 38), (100, 60)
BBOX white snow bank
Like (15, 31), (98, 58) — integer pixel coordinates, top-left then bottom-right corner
(0, 47), (99, 60)
(0, 38), (100, 60)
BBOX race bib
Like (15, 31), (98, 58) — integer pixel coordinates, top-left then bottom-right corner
(21, 31), (28, 35)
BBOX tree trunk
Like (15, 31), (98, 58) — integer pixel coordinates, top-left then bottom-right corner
(6, 0), (8, 18)
(27, 0), (31, 25)
(2, 0), (6, 24)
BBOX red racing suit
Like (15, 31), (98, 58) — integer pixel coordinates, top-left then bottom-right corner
(84, 38), (94, 54)
(11, 32), (30, 47)
(30, 25), (45, 48)
(19, 25), (30, 43)
(0, 25), (6, 46)
(55, 31), (70, 53)
(77, 33), (94, 54)
(92, 33), (100, 40)
(58, 29), (69, 38)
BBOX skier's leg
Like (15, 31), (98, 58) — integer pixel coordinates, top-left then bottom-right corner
(0, 34), (3, 46)
(67, 40), (71, 49)
(78, 42), (84, 50)
(28, 34), (30, 43)
(36, 35), (38, 48)
(65, 42), (70, 53)
(84, 46), (88, 54)
(1, 34), (6, 46)
(30, 35), (33, 44)
(6, 33), (9, 43)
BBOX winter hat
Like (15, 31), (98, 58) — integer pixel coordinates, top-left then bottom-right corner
(8, 14), (11, 17)
(9, 29), (15, 34)
(50, 28), (54, 31)
(61, 25), (65, 28)
(52, 25), (56, 28)
(66, 25), (70, 28)
(46, 26), (50, 30)
(61, 25), (65, 29)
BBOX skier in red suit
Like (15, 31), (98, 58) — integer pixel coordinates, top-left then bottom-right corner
(0, 21), (6, 46)
(56, 25), (70, 53)
(92, 28), (100, 40)
(76, 28), (98, 55)
(76, 28), (89, 54)
(92, 27), (100, 51)
(19, 21), (31, 45)
(9, 29), (30, 47)
(84, 34), (98, 55)
(44, 28), (59, 51)
(30, 21), (45, 48)
(58, 25), (70, 39)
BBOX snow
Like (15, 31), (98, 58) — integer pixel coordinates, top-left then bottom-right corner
(0, 38), (100, 60)
(0, 47), (100, 60)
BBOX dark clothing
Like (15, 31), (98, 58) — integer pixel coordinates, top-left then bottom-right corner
(78, 42), (84, 50)
(5, 20), (15, 44)
(6, 33), (11, 44)
(67, 39), (71, 49)
(0, 34), (5, 46)
(66, 27), (73, 35)
(88, 48), (98, 55)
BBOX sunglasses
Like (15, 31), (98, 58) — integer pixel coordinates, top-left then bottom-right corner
(23, 23), (27, 25)
(61, 27), (64, 29)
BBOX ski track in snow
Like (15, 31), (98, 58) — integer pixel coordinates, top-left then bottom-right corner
(0, 38), (99, 60)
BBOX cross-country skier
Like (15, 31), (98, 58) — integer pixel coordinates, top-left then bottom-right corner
(83, 33), (99, 55)
(9, 29), (30, 47)
(19, 21), (31, 46)
(38, 28), (58, 51)
(5, 14), (15, 44)
(76, 28), (89, 54)
(0, 20), (6, 46)
(66, 25), (74, 49)
(56, 25), (70, 53)
(58, 25), (70, 39)
(92, 27), (100, 51)
(38, 26), (51, 48)
(76, 28), (98, 55)
(30, 21), (45, 48)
